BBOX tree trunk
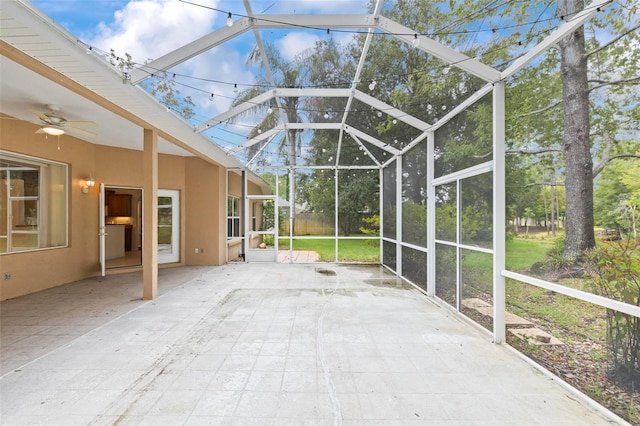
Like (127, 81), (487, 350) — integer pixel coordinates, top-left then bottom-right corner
(542, 188), (549, 234)
(558, 0), (596, 258)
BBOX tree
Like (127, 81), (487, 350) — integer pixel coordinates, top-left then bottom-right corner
(595, 151), (640, 237)
(558, 0), (596, 257)
(508, 0), (639, 258)
(108, 50), (195, 120)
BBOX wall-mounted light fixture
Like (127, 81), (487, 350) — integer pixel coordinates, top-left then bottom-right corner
(82, 176), (95, 193)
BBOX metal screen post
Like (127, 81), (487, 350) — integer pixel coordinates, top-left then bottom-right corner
(396, 157), (403, 276)
(493, 82), (506, 344)
(426, 132), (436, 296)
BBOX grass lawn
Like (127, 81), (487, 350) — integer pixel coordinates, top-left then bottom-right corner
(279, 238), (379, 262)
(277, 235), (555, 266)
(506, 237), (555, 271)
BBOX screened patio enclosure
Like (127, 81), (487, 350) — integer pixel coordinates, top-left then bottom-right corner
(122, 0), (638, 352)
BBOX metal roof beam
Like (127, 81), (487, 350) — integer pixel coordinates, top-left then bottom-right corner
(196, 90), (275, 133)
(129, 17), (254, 84)
(501, 0), (611, 80)
(228, 126), (282, 154)
(377, 16), (501, 83)
(275, 88), (351, 98)
(345, 125), (400, 156)
(353, 89), (431, 131)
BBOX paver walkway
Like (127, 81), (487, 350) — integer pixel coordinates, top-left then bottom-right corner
(0, 264), (624, 425)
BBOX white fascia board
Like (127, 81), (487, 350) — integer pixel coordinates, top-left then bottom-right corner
(353, 89), (431, 131)
(345, 125), (401, 156)
(228, 126), (282, 154)
(253, 14), (377, 30)
(501, 0), (611, 80)
(377, 17), (501, 83)
(129, 17), (254, 84)
(275, 88), (351, 98)
(196, 90), (275, 133)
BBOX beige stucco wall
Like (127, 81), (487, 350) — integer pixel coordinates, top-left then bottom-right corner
(0, 116), (242, 301)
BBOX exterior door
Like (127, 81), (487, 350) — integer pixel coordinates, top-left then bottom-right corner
(157, 189), (180, 264)
(244, 195), (278, 262)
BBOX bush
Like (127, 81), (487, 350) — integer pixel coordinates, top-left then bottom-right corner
(585, 238), (640, 391)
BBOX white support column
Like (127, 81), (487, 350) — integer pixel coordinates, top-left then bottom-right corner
(396, 157), (403, 276)
(274, 171), (280, 255)
(379, 167), (384, 264)
(335, 168), (339, 262)
(456, 179), (461, 312)
(288, 167), (294, 262)
(242, 170), (248, 260)
(493, 82), (507, 344)
(143, 128), (158, 300)
(426, 132), (436, 297)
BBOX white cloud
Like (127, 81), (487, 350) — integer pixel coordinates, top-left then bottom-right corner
(90, 0), (220, 61)
(254, 0), (368, 14)
(276, 32), (321, 61)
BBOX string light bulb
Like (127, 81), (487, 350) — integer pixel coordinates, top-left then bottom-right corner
(226, 12), (233, 27)
(86, 46), (92, 54)
(323, 111), (329, 120)
(368, 80), (376, 91)
(443, 66), (451, 75)
(412, 34), (420, 48)
(233, 83), (238, 94)
(377, 111), (382, 118)
(267, 107), (273, 114)
(209, 93), (215, 101)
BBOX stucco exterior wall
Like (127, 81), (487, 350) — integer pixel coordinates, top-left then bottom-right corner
(0, 116), (237, 301)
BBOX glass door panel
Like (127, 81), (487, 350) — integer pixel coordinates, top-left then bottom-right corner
(158, 189), (180, 264)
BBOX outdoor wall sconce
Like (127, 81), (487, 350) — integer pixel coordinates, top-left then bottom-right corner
(82, 176), (95, 193)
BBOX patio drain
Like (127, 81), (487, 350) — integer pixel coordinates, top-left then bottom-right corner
(315, 268), (337, 276)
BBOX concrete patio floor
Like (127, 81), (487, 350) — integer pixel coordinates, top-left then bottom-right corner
(0, 263), (624, 425)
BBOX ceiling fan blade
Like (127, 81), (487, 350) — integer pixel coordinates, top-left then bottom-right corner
(66, 120), (98, 127)
(29, 109), (50, 122)
(35, 128), (46, 134)
(67, 127), (96, 138)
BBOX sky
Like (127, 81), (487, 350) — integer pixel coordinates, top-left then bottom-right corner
(29, 0), (372, 151)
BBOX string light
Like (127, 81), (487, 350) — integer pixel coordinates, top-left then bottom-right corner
(86, 46), (92, 54)
(267, 107), (273, 114)
(233, 83), (238, 94)
(226, 12), (233, 27)
(368, 80), (376, 91)
(412, 34), (420, 48)
(324, 111), (329, 119)
(209, 93), (215, 101)
(442, 66), (451, 75)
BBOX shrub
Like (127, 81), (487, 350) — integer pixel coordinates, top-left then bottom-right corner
(585, 238), (640, 391)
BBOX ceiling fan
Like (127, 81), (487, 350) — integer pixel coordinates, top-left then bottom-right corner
(30, 104), (97, 138)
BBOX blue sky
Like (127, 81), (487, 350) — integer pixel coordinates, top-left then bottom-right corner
(28, 0), (371, 150)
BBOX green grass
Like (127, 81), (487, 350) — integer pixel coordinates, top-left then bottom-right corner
(275, 235), (553, 267)
(506, 237), (554, 271)
(279, 238), (379, 262)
